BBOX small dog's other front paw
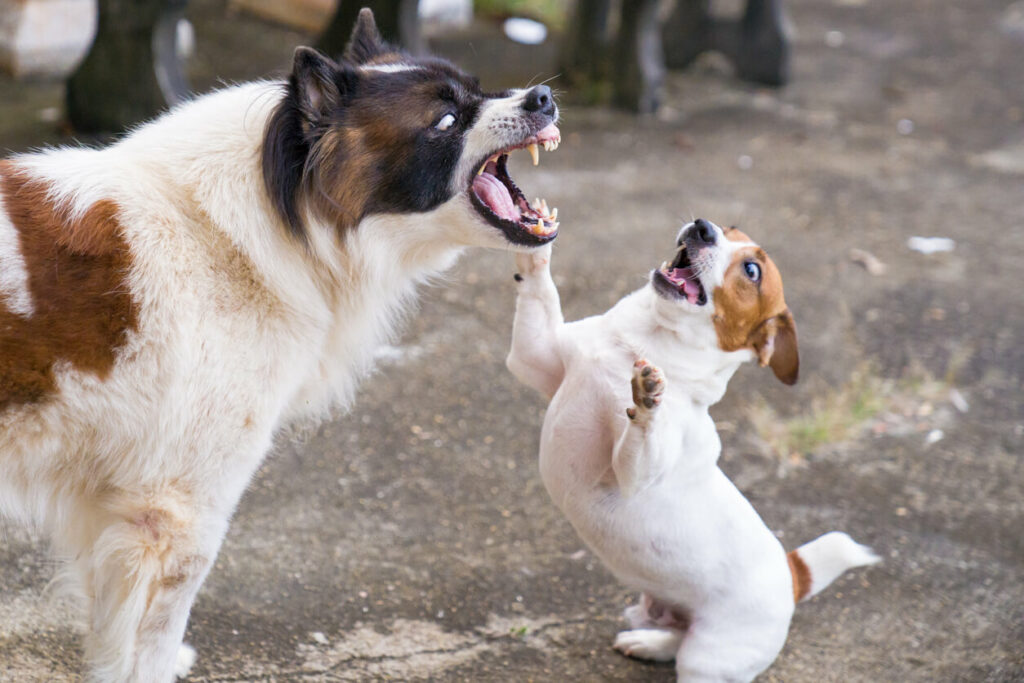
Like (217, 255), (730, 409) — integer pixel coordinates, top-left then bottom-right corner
(613, 628), (682, 662)
(629, 359), (665, 420)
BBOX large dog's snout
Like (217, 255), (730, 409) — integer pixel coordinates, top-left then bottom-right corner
(523, 85), (555, 116)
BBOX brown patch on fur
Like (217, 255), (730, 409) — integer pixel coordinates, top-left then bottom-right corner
(787, 549), (812, 602)
(712, 242), (799, 384)
(0, 162), (138, 411)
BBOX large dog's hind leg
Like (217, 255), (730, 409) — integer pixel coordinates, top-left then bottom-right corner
(78, 490), (226, 683)
(506, 244), (566, 399)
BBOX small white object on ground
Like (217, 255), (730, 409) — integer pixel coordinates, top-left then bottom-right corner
(849, 248), (887, 275)
(504, 18), (547, 45)
(897, 118), (915, 135)
(174, 643), (197, 679)
(737, 155), (754, 170)
(908, 236), (955, 254)
(311, 631), (329, 645)
(176, 19), (195, 60)
(825, 30), (845, 47)
(925, 429), (944, 445)
(949, 388), (970, 413)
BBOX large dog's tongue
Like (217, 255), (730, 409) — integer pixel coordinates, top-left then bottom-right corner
(473, 173), (518, 221)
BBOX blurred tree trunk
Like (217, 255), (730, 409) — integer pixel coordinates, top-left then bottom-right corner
(66, 0), (189, 133)
(317, 0), (423, 57)
(558, 0), (613, 99)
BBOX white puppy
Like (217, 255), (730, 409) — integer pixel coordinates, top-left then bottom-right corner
(507, 220), (879, 681)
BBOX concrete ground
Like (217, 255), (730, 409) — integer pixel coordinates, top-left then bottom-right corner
(2, 0), (1023, 680)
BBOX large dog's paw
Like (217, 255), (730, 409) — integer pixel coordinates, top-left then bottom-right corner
(514, 243), (553, 279)
(627, 359), (665, 422)
(174, 643), (196, 679)
(613, 628), (683, 662)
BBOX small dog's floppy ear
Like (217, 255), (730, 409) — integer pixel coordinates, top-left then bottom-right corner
(290, 47), (355, 126)
(344, 8), (387, 64)
(752, 309), (799, 385)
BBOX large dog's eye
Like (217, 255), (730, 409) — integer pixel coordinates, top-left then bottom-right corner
(743, 261), (761, 282)
(435, 113), (457, 131)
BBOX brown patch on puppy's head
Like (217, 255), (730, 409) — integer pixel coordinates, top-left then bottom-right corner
(712, 227), (799, 384)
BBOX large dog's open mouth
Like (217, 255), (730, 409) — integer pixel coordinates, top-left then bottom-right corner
(469, 123), (561, 246)
(652, 245), (707, 305)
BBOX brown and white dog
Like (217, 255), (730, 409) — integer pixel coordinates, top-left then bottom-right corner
(0, 10), (561, 681)
(507, 220), (879, 681)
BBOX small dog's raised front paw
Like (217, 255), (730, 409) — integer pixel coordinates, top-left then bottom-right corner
(627, 359), (665, 421)
(613, 628), (682, 662)
(514, 243), (553, 279)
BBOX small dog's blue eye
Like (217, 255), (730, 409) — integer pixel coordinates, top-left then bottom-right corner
(435, 113), (456, 131)
(744, 261), (761, 282)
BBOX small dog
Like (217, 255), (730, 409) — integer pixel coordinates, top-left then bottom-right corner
(0, 9), (561, 682)
(507, 220), (878, 681)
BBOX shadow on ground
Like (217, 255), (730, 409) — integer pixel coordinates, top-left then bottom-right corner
(1, 0), (1022, 680)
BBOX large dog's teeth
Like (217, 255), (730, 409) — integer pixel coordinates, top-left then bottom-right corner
(661, 261), (669, 271)
(527, 143), (539, 166)
(477, 162), (487, 176)
(540, 199), (549, 215)
(551, 207), (558, 221)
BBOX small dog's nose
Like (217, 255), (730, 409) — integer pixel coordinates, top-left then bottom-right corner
(692, 219), (717, 246)
(522, 85), (555, 116)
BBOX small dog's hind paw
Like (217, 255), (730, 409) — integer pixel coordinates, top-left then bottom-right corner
(613, 628), (682, 662)
(628, 359), (665, 421)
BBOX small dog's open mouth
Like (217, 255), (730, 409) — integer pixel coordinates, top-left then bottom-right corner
(653, 245), (707, 305)
(469, 123), (560, 246)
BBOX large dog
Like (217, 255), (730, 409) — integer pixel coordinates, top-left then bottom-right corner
(507, 220), (878, 681)
(0, 10), (559, 681)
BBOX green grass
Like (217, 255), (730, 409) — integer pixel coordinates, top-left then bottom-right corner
(746, 361), (953, 463)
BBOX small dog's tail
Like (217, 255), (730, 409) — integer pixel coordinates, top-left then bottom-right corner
(787, 531), (879, 602)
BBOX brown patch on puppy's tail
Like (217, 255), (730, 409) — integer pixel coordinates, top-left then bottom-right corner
(787, 532), (880, 603)
(787, 550), (812, 602)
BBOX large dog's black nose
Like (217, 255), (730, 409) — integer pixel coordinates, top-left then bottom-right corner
(691, 218), (717, 246)
(523, 85), (555, 116)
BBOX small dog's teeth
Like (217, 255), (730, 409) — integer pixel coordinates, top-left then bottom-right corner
(527, 143), (539, 166)
(540, 198), (549, 214)
(551, 207), (558, 221)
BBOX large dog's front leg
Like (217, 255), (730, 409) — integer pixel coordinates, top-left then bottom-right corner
(77, 490), (229, 683)
(506, 244), (566, 399)
(612, 359), (676, 496)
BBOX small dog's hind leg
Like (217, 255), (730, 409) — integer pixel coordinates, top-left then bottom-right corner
(614, 627), (685, 662)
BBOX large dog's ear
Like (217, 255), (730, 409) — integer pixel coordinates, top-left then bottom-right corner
(291, 47), (356, 126)
(344, 8), (387, 64)
(751, 309), (799, 385)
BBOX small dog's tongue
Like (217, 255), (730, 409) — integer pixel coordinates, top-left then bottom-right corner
(473, 173), (518, 221)
(668, 268), (700, 303)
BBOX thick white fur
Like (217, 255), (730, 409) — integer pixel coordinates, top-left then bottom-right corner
(0, 81), (549, 682)
(507, 225), (878, 682)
